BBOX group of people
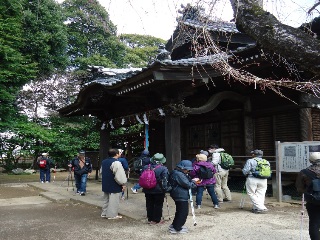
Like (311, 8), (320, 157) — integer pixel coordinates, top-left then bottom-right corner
(99, 145), (271, 235)
(39, 145), (320, 238)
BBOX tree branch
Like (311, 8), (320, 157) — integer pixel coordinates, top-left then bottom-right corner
(230, 0), (320, 78)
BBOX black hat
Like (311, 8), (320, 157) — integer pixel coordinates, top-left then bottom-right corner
(79, 150), (85, 155)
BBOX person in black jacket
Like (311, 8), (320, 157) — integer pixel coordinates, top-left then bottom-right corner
(141, 153), (169, 224)
(68, 150), (92, 196)
(296, 150), (320, 240)
(131, 150), (151, 193)
(169, 160), (198, 234)
(37, 153), (54, 183)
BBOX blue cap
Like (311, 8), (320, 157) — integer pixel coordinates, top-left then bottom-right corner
(176, 160), (193, 170)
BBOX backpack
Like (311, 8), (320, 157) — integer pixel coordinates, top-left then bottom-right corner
(139, 164), (159, 189)
(302, 169), (320, 205)
(199, 165), (213, 179)
(39, 159), (47, 168)
(133, 157), (146, 174)
(252, 158), (271, 179)
(220, 152), (234, 170)
(160, 172), (173, 193)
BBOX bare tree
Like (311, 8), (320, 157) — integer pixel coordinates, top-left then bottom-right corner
(173, 0), (320, 97)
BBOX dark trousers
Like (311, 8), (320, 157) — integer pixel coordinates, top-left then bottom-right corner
(39, 168), (50, 182)
(145, 193), (165, 223)
(172, 201), (189, 231)
(306, 202), (320, 240)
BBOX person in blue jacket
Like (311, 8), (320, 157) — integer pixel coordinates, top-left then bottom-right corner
(117, 149), (129, 171)
(169, 160), (198, 234)
(68, 150), (92, 196)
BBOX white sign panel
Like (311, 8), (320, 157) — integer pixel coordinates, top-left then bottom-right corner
(278, 141), (320, 172)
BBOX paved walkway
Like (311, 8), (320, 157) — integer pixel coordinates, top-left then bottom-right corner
(27, 178), (298, 221)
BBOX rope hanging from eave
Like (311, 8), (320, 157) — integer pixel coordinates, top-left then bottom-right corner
(100, 108), (166, 130)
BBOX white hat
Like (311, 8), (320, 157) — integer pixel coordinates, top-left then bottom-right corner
(42, 153), (48, 156)
(309, 152), (320, 164)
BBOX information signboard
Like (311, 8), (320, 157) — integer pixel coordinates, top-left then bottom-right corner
(278, 141), (320, 172)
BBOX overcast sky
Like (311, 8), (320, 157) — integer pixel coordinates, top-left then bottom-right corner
(57, 0), (318, 40)
(101, 0), (317, 40)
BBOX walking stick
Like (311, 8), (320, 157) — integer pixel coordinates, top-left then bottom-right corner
(121, 190), (125, 200)
(53, 165), (56, 183)
(165, 194), (171, 220)
(127, 170), (130, 200)
(70, 168), (74, 191)
(188, 188), (197, 226)
(67, 168), (70, 191)
(300, 193), (305, 240)
(239, 183), (246, 209)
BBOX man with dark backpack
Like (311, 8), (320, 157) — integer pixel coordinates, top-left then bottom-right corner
(296, 150), (320, 240)
(209, 144), (232, 203)
(68, 150), (92, 196)
(131, 150), (151, 193)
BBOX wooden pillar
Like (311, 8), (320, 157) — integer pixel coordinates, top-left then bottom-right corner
(98, 128), (110, 179)
(243, 98), (254, 155)
(165, 115), (181, 171)
(299, 93), (313, 141)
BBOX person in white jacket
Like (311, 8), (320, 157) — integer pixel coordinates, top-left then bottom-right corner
(208, 144), (232, 203)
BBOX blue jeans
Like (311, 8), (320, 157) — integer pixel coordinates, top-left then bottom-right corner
(74, 174), (88, 193)
(196, 185), (219, 206)
(132, 183), (142, 191)
(40, 169), (51, 182)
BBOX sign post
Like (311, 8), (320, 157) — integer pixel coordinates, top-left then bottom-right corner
(276, 141), (320, 202)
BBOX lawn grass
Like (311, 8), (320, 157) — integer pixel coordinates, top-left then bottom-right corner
(0, 171), (70, 184)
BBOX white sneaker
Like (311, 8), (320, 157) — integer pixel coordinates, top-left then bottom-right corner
(214, 205), (220, 209)
(197, 205), (201, 209)
(41, 181), (44, 183)
(131, 188), (137, 194)
(169, 228), (188, 234)
(168, 225), (187, 231)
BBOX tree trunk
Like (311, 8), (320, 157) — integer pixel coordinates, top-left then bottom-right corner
(229, 0), (320, 77)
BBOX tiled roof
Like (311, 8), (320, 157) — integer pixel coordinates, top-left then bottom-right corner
(86, 43), (259, 88)
(87, 66), (142, 86)
(182, 18), (240, 33)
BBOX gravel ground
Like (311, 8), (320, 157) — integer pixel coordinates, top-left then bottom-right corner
(0, 181), (311, 240)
